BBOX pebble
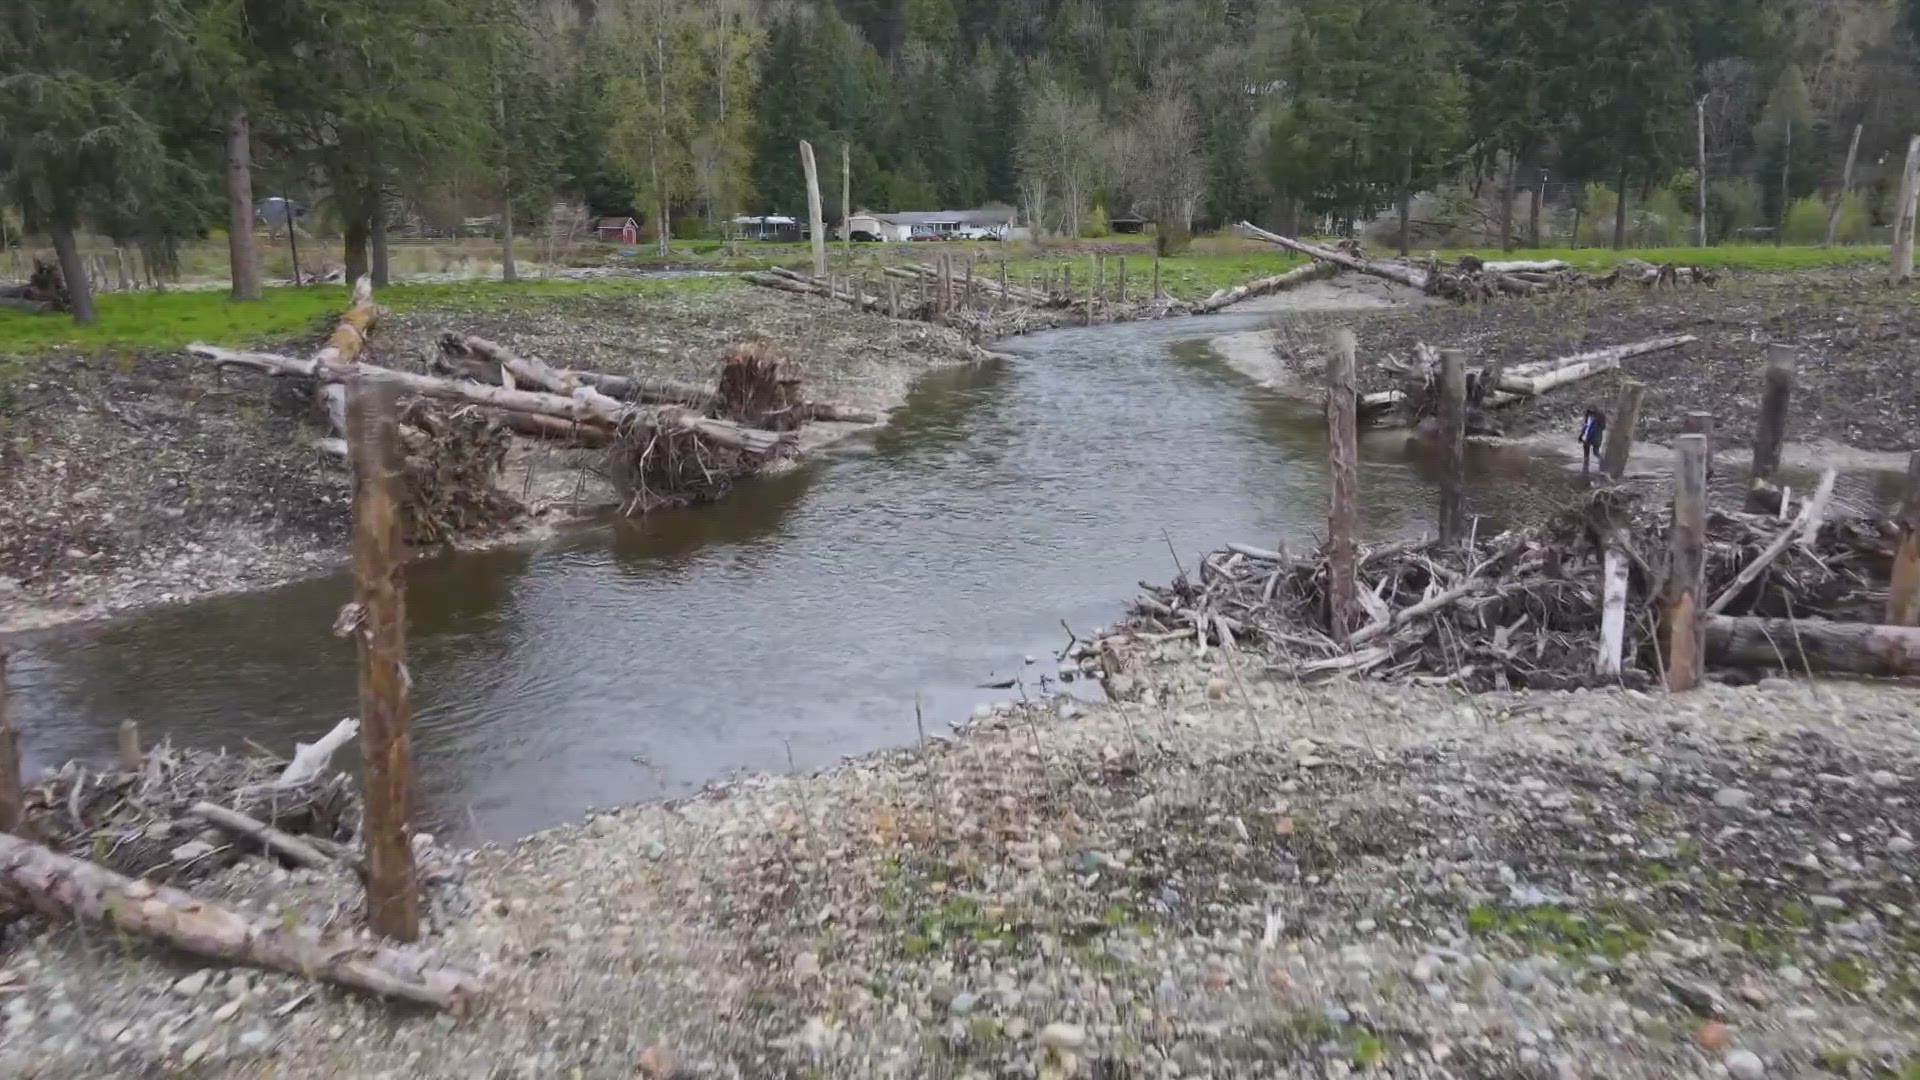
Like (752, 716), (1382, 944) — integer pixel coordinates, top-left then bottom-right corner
(171, 971), (211, 998)
(1870, 770), (1900, 789)
(1888, 836), (1915, 855)
(237, 1029), (270, 1051)
(1694, 1022), (1732, 1051)
(1411, 956), (1440, 983)
(1712, 787), (1751, 810)
(1003, 1017), (1028, 1040)
(949, 992), (979, 1016)
(792, 952), (821, 980)
(1776, 965), (1807, 987)
(1723, 1048), (1765, 1079)
(1039, 1022), (1087, 1050)
(182, 1037), (215, 1065)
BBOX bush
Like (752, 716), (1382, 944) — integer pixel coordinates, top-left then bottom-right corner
(670, 216), (707, 241)
(1781, 196), (1829, 244)
(1155, 219), (1192, 256)
(1080, 204), (1110, 239)
(1576, 183), (1618, 246)
(1706, 178), (1763, 243)
(1635, 185), (1687, 246)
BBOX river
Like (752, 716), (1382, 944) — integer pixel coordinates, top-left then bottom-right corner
(4, 312), (1575, 843)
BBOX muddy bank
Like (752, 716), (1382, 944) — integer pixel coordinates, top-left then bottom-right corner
(0, 283), (979, 633)
(5, 666), (1918, 1077)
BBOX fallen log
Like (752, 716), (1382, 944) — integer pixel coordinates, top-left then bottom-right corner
(1347, 579), (1488, 647)
(191, 801), (342, 872)
(1191, 261), (1339, 314)
(1482, 259), (1571, 273)
(1235, 222), (1430, 291)
(1705, 615), (1920, 678)
(436, 334), (711, 407)
(1495, 336), (1697, 396)
(186, 345), (790, 456)
(278, 718), (359, 787)
(0, 832), (478, 1013)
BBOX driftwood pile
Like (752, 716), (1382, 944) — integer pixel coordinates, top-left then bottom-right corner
(1363, 335), (1698, 431)
(1123, 485), (1907, 691)
(190, 279), (880, 524)
(19, 725), (362, 885)
(1235, 222), (1718, 302)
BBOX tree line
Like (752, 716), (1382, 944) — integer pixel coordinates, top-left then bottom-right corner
(5, 0), (1919, 322)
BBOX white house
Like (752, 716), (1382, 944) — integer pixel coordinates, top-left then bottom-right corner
(841, 207), (1020, 242)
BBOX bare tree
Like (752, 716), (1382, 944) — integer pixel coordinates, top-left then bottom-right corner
(1118, 88), (1206, 232)
(1015, 83), (1101, 239)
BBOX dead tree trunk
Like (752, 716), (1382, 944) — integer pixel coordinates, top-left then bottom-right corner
(1696, 97), (1710, 247)
(1892, 135), (1920, 284)
(370, 194), (390, 289)
(800, 141), (827, 280)
(1612, 165), (1630, 251)
(1600, 379), (1645, 480)
(1666, 435), (1709, 690)
(1326, 329), (1361, 640)
(346, 382), (421, 943)
(1236, 222), (1429, 290)
(840, 141), (851, 268)
(1889, 451), (1920, 626)
(0, 833), (478, 1012)
(344, 215), (371, 285)
(0, 653), (19, 833)
(1749, 344), (1794, 497)
(1597, 527), (1630, 677)
(1824, 123), (1863, 248)
(1437, 348), (1467, 543)
(225, 110), (262, 302)
(1499, 150), (1521, 252)
(1705, 616), (1920, 678)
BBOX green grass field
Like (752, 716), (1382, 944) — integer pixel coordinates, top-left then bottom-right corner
(0, 275), (734, 354)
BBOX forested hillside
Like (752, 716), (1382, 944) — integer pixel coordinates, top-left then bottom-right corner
(5, 0), (1920, 320)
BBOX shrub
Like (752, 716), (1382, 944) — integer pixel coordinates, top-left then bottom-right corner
(1576, 183), (1618, 246)
(1706, 178), (1763, 243)
(1080, 204), (1111, 239)
(1155, 219), (1192, 255)
(670, 216), (707, 241)
(1635, 185), (1687, 246)
(1781, 196), (1829, 244)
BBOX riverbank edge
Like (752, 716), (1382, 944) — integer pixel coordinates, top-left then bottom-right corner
(0, 329), (995, 639)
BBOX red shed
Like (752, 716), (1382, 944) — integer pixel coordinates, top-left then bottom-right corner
(593, 216), (640, 244)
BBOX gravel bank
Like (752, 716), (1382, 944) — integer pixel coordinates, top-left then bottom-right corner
(5, 661), (1917, 1078)
(0, 282), (979, 633)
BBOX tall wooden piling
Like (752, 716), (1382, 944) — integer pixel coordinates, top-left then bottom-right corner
(1892, 135), (1920, 284)
(1326, 330), (1361, 641)
(1152, 254), (1162, 299)
(1889, 451), (1920, 626)
(963, 257), (975, 311)
(887, 278), (898, 319)
(1118, 257), (1128, 303)
(1750, 344), (1795, 490)
(0, 653), (20, 834)
(1600, 379), (1645, 479)
(1666, 434), (1710, 690)
(1683, 412), (1715, 477)
(999, 260), (1009, 310)
(1437, 348), (1468, 544)
(346, 380), (421, 942)
(118, 719), (142, 770)
(799, 141), (827, 279)
(1095, 254), (1105, 302)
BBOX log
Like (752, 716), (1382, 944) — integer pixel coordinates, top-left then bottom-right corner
(1236, 222), (1430, 291)
(0, 833), (478, 1012)
(1596, 531), (1630, 676)
(1481, 259), (1571, 273)
(314, 277), (380, 441)
(1348, 579), (1488, 647)
(191, 802), (341, 872)
(1824, 123), (1863, 249)
(0, 653), (19, 834)
(1666, 435), (1709, 690)
(1707, 469), (1836, 615)
(1750, 344), (1794, 488)
(1887, 451), (1920, 626)
(347, 382), (421, 943)
(1495, 336), (1696, 397)
(1600, 380), (1645, 479)
(1437, 348), (1467, 543)
(1326, 329), (1361, 640)
(800, 141), (827, 279)
(1706, 616), (1920, 678)
(188, 345), (789, 457)
(1892, 135), (1920, 285)
(1190, 262), (1339, 314)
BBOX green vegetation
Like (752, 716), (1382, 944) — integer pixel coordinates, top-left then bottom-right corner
(1463, 901), (1656, 961)
(0, 276), (733, 354)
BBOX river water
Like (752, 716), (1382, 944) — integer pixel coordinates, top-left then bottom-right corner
(4, 312), (1576, 843)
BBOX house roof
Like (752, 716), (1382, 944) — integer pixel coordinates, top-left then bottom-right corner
(594, 216), (638, 228)
(732, 215), (798, 225)
(861, 207), (1017, 227)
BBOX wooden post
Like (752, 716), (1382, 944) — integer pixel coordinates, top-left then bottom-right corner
(1683, 411), (1715, 479)
(963, 257), (975, 311)
(1095, 254), (1105, 302)
(840, 141), (851, 268)
(1436, 349), (1468, 543)
(1118, 256), (1128, 303)
(0, 653), (20, 834)
(1062, 264), (1071, 304)
(999, 259), (1008, 307)
(1889, 451), (1920, 626)
(283, 194), (303, 286)
(1086, 263), (1095, 324)
(1152, 254), (1162, 299)
(1597, 528), (1630, 677)
(1893, 135), (1920, 284)
(800, 140), (827, 280)
(1600, 379), (1645, 479)
(117, 720), (142, 770)
(1666, 434), (1709, 691)
(1750, 344), (1794, 490)
(1824, 123), (1863, 248)
(887, 278), (898, 319)
(345, 380), (421, 943)
(1695, 96), (1710, 247)
(1326, 329), (1361, 642)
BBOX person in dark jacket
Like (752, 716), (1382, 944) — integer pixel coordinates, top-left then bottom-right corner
(1578, 406), (1606, 476)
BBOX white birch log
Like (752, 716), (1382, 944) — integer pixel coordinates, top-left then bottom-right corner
(1495, 336), (1697, 396)
(1190, 262), (1340, 314)
(1596, 533), (1629, 676)
(276, 718), (359, 787)
(0, 833), (478, 1013)
(1234, 221), (1431, 291)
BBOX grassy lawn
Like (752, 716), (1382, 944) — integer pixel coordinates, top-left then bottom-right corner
(0, 275), (735, 355)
